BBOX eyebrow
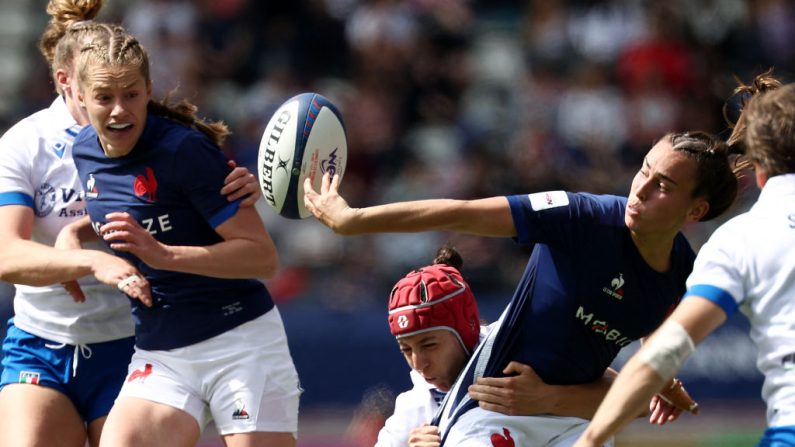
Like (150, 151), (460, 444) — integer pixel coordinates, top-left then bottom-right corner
(644, 158), (679, 186)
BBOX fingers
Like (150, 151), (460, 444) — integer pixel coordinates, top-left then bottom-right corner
(321, 172), (331, 193)
(221, 169), (260, 206)
(304, 176), (317, 196)
(62, 280), (85, 303)
(104, 212), (134, 222)
(116, 274), (153, 307)
(503, 361), (534, 375)
(117, 274), (141, 290)
(648, 395), (683, 425)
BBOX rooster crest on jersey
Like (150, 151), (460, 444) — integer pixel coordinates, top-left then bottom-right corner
(257, 92), (347, 219)
(388, 264), (480, 355)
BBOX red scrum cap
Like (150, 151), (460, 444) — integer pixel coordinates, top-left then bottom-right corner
(388, 264), (480, 355)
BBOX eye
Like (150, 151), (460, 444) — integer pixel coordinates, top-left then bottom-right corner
(657, 182), (668, 192)
(638, 169), (648, 178)
(126, 91), (139, 99)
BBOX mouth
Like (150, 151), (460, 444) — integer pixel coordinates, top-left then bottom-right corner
(107, 122), (133, 133)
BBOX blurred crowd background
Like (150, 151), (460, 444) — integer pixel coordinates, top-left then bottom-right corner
(0, 0), (792, 445)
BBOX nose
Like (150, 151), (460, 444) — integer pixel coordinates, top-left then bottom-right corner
(412, 351), (429, 374)
(110, 100), (126, 117)
(635, 177), (652, 201)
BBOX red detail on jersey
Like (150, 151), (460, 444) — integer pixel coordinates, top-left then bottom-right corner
(490, 428), (515, 447)
(127, 363), (153, 383)
(134, 167), (158, 202)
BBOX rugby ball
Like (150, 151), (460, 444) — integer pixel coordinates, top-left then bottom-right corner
(257, 93), (347, 219)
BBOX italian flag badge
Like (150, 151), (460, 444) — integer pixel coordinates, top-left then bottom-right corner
(19, 371), (40, 385)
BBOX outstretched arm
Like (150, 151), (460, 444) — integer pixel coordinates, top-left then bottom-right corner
(574, 297), (726, 447)
(304, 173), (516, 237)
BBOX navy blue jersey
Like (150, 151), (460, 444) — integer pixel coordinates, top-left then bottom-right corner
(72, 113), (273, 350)
(433, 191), (695, 437)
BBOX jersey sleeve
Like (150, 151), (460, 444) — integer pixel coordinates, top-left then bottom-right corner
(684, 222), (745, 317)
(0, 123), (35, 207)
(173, 132), (240, 228)
(506, 191), (624, 249)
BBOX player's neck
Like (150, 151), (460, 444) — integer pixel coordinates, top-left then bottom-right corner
(630, 231), (674, 273)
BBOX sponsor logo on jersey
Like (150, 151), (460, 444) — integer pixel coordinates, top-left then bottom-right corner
(34, 183), (57, 217)
(18, 371), (40, 385)
(86, 174), (98, 198)
(602, 273), (625, 300)
(528, 191), (568, 211)
(490, 428), (515, 447)
(134, 167), (158, 202)
(127, 363), (153, 383)
(232, 399), (250, 420)
(576, 306), (633, 347)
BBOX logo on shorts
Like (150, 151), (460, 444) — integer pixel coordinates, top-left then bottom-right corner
(232, 399), (250, 420)
(127, 363), (153, 383)
(490, 428), (515, 447)
(18, 371), (40, 385)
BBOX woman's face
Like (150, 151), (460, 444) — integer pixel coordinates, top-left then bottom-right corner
(79, 64), (151, 158)
(625, 138), (708, 238)
(397, 329), (469, 392)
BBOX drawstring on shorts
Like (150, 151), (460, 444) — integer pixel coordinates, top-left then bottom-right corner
(44, 342), (93, 377)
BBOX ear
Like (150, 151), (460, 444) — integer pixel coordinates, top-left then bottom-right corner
(687, 199), (709, 223)
(76, 89), (86, 108)
(755, 164), (768, 189)
(55, 68), (69, 94)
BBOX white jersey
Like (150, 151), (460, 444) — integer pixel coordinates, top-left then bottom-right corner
(685, 174), (795, 427)
(0, 97), (133, 344)
(375, 369), (439, 447)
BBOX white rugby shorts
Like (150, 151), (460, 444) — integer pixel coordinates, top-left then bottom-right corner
(444, 407), (614, 447)
(117, 308), (301, 435)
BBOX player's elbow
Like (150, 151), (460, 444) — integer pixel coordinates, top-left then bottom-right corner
(255, 247), (279, 279)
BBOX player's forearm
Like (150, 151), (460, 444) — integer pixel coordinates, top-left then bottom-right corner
(577, 358), (665, 446)
(342, 197), (515, 237)
(155, 239), (278, 279)
(548, 371), (617, 419)
(0, 239), (96, 285)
